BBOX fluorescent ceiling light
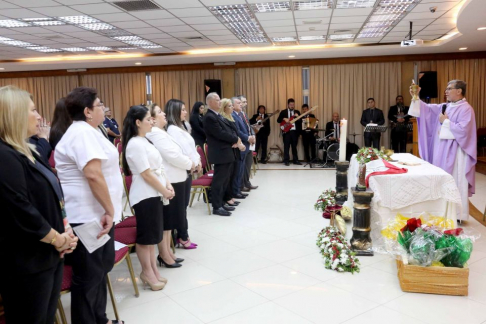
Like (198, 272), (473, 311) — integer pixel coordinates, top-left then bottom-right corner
(289, 55), (295, 58)
(272, 37), (297, 42)
(140, 45), (163, 49)
(357, 31), (386, 38)
(250, 2), (291, 12)
(32, 20), (66, 26)
(294, 1), (333, 10)
(477, 27), (486, 31)
(328, 34), (355, 39)
(87, 47), (113, 51)
(123, 40), (154, 46)
(98, 29), (133, 37)
(0, 20), (31, 28)
(31, 48), (63, 52)
(379, 0), (417, 5)
(22, 18), (51, 21)
(368, 13), (404, 22)
(58, 16), (99, 24)
(241, 37), (268, 43)
(80, 23), (116, 31)
(113, 36), (142, 41)
(0, 37), (13, 41)
(364, 21), (394, 28)
(336, 0), (376, 8)
(459, 47), (467, 50)
(61, 47), (88, 52)
(116, 47), (138, 50)
(209, 4), (253, 21)
(3, 40), (34, 46)
(299, 35), (326, 40)
(374, 4), (410, 14)
(439, 31), (458, 40)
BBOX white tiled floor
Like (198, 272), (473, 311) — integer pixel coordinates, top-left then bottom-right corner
(59, 170), (486, 324)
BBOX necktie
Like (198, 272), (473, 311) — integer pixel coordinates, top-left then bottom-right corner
(335, 123), (339, 138)
(370, 109), (374, 122)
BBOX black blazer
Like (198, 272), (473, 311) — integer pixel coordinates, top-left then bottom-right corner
(222, 117), (239, 160)
(250, 113), (271, 137)
(277, 109), (302, 132)
(388, 105), (410, 124)
(190, 113), (206, 145)
(360, 108), (385, 127)
(0, 139), (64, 275)
(203, 109), (239, 165)
(29, 135), (53, 165)
(325, 120), (340, 138)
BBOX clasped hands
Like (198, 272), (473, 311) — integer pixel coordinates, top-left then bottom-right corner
(232, 137), (246, 151)
(55, 227), (78, 257)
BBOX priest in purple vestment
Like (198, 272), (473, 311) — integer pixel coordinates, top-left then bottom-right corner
(408, 79), (477, 221)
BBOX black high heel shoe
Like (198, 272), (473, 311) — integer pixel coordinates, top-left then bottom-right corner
(157, 255), (182, 268)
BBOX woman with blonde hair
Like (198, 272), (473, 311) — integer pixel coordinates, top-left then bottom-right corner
(0, 85), (78, 323)
(220, 98), (246, 208)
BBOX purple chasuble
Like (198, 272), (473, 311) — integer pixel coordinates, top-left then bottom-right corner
(416, 99), (477, 196)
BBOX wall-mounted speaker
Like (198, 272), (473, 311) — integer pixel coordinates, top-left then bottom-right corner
(204, 79), (222, 98)
(418, 71), (438, 99)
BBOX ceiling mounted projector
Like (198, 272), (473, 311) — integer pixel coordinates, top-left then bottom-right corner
(401, 39), (424, 47)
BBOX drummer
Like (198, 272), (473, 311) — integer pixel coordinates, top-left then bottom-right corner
(301, 104), (318, 162)
(325, 112), (340, 142)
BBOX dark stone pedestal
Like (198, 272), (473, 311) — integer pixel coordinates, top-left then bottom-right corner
(350, 188), (374, 256)
(335, 161), (349, 206)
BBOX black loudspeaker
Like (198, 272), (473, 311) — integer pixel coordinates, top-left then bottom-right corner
(418, 71), (438, 99)
(204, 79), (222, 98)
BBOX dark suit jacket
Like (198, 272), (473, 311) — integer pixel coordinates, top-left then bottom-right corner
(360, 108), (385, 138)
(221, 117), (240, 160)
(250, 113), (271, 137)
(190, 113), (206, 145)
(325, 121), (340, 138)
(29, 135), (52, 166)
(277, 109), (302, 133)
(232, 111), (250, 158)
(203, 109), (238, 165)
(0, 139), (64, 274)
(388, 105), (410, 124)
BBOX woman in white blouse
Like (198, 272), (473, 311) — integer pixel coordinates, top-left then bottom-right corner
(122, 105), (175, 291)
(165, 99), (202, 249)
(146, 103), (195, 267)
(55, 87), (123, 324)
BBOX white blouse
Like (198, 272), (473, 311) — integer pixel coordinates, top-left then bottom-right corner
(125, 136), (167, 207)
(55, 121), (123, 223)
(146, 127), (193, 183)
(167, 125), (200, 166)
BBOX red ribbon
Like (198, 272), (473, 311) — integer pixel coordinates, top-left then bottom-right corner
(444, 228), (463, 236)
(365, 159), (408, 187)
(400, 217), (422, 233)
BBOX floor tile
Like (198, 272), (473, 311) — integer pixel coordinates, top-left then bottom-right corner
(231, 264), (321, 300)
(210, 302), (313, 324)
(170, 280), (268, 323)
(245, 239), (316, 263)
(281, 253), (340, 282)
(274, 282), (379, 324)
(342, 305), (427, 324)
(216, 228), (282, 249)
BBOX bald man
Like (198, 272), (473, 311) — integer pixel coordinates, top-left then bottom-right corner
(325, 112), (341, 141)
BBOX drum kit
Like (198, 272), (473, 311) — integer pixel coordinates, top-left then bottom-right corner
(306, 129), (360, 168)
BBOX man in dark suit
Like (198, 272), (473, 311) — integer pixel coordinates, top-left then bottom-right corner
(238, 95), (258, 191)
(250, 105), (270, 164)
(325, 112), (340, 141)
(277, 98), (302, 166)
(360, 98), (385, 149)
(232, 97), (252, 197)
(203, 92), (240, 216)
(388, 95), (410, 153)
(301, 104), (317, 162)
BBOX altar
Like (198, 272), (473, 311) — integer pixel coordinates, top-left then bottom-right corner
(347, 153), (462, 237)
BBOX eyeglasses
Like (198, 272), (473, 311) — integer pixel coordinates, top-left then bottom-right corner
(445, 87), (457, 91)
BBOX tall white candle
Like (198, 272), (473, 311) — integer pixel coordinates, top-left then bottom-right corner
(339, 118), (347, 161)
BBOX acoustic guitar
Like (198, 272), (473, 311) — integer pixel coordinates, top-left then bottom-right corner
(251, 110), (280, 134)
(279, 106), (318, 133)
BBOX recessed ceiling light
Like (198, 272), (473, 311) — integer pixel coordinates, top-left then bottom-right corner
(0, 37), (13, 42)
(328, 34), (355, 40)
(113, 36), (142, 41)
(115, 47), (138, 50)
(140, 45), (163, 49)
(0, 68), (5, 70)
(61, 47), (88, 52)
(135, 62), (142, 65)
(87, 46), (113, 51)
(478, 27), (486, 31)
(250, 2), (291, 13)
(288, 55), (295, 58)
(294, 1), (332, 10)
(124, 40), (154, 46)
(32, 20), (66, 26)
(58, 16), (99, 24)
(459, 47), (467, 50)
(0, 20), (31, 28)
(3, 40), (34, 46)
(336, 0), (376, 9)
(299, 35), (326, 40)
(80, 23), (115, 31)
(272, 37), (297, 42)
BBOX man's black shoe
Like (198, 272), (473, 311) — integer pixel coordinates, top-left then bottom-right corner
(285, 162), (290, 166)
(234, 194), (246, 199)
(223, 205), (235, 211)
(213, 207), (231, 216)
(294, 161), (302, 165)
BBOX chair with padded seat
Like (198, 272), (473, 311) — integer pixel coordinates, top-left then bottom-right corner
(189, 176), (212, 215)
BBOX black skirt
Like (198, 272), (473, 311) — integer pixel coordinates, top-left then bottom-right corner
(133, 197), (164, 245)
(163, 177), (190, 230)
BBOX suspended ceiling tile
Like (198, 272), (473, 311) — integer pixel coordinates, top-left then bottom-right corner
(332, 8), (373, 17)
(295, 17), (330, 25)
(138, 33), (173, 39)
(152, 0), (204, 9)
(329, 28), (360, 34)
(168, 8), (213, 18)
(32, 6), (83, 16)
(396, 19), (435, 27)
(145, 18), (186, 27)
(1, 8), (47, 18)
(330, 15), (368, 24)
(199, 0), (243, 5)
(405, 11), (446, 20)
(412, 2), (459, 12)
(264, 26), (297, 33)
(259, 20), (295, 27)
(159, 25), (195, 33)
(128, 9), (175, 20)
(255, 12), (294, 21)
(355, 37), (382, 43)
(11, 0), (59, 7)
(0, 28), (23, 35)
(92, 13), (139, 22)
(180, 16), (220, 24)
(12, 26), (51, 34)
(0, 1), (20, 9)
(169, 31), (203, 37)
(43, 25), (86, 33)
(330, 22), (364, 29)
(55, 0), (104, 4)
(293, 10), (332, 19)
(267, 32), (297, 37)
(201, 29), (234, 36)
(71, 3), (122, 15)
(296, 25), (328, 32)
(298, 30), (329, 36)
(124, 27), (162, 34)
(207, 35), (239, 41)
(111, 20), (153, 29)
(191, 23), (228, 31)
(215, 40), (243, 45)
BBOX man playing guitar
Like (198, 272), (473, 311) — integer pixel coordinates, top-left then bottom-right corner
(276, 98), (302, 166)
(250, 105), (271, 164)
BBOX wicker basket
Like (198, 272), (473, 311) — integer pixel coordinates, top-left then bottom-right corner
(396, 259), (469, 296)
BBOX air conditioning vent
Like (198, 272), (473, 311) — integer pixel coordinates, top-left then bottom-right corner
(112, 0), (161, 12)
(184, 36), (204, 40)
(302, 20), (322, 25)
(333, 29), (352, 33)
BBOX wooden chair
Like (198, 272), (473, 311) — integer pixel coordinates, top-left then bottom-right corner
(203, 143), (212, 173)
(252, 151), (258, 176)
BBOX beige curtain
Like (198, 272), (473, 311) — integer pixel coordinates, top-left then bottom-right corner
(151, 69), (222, 110)
(80, 73), (146, 126)
(309, 62), (402, 149)
(0, 76), (79, 121)
(237, 66), (304, 158)
(417, 59), (486, 128)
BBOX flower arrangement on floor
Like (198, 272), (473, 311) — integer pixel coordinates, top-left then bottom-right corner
(315, 188), (349, 235)
(316, 227), (360, 274)
(355, 147), (390, 164)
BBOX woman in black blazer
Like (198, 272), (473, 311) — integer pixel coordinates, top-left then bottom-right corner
(0, 85), (77, 324)
(189, 101), (206, 148)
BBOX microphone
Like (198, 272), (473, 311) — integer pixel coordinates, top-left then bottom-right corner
(442, 104), (447, 115)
